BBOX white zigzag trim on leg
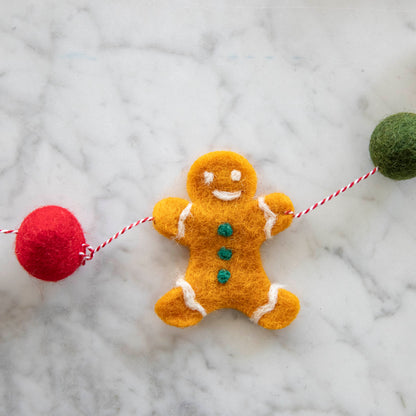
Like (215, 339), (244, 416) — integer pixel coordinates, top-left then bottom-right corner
(250, 283), (284, 324)
(258, 197), (277, 239)
(176, 277), (207, 317)
(175, 203), (192, 240)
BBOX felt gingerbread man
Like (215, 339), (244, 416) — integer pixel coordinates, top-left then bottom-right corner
(152, 151), (300, 329)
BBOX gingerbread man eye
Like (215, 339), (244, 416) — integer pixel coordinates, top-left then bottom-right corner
(204, 171), (214, 185)
(231, 170), (241, 182)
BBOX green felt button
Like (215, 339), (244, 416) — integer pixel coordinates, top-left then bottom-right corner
(217, 223), (233, 237)
(217, 247), (232, 261)
(217, 269), (231, 284)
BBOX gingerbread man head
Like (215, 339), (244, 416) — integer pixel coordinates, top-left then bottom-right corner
(187, 151), (257, 205)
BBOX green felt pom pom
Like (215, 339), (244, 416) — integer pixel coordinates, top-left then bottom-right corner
(369, 112), (416, 180)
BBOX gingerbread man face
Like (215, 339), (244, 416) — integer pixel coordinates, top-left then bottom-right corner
(186, 151), (257, 205)
(153, 151), (299, 330)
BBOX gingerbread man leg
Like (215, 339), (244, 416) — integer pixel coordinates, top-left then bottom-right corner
(155, 278), (206, 328)
(242, 282), (300, 330)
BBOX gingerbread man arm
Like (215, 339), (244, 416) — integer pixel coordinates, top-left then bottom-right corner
(258, 192), (294, 237)
(152, 197), (193, 245)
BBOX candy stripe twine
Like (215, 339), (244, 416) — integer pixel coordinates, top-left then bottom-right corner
(0, 167), (380, 264)
(0, 229), (18, 234)
(285, 166), (379, 218)
(80, 216), (154, 264)
(81, 166), (379, 262)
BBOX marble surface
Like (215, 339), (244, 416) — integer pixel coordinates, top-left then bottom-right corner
(1, 1), (416, 415)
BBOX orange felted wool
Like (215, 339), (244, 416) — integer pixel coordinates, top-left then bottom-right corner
(153, 151), (300, 330)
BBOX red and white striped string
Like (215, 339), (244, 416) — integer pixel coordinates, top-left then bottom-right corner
(0, 166), (380, 263)
(80, 216), (154, 264)
(285, 166), (379, 218)
(0, 229), (18, 234)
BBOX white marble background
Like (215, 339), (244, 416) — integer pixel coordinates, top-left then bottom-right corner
(0, 1), (416, 415)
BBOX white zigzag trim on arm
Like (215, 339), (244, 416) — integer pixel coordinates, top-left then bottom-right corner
(250, 283), (284, 324)
(175, 203), (192, 240)
(258, 197), (277, 239)
(176, 278), (207, 317)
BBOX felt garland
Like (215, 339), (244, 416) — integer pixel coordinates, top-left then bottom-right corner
(2, 112), (416, 329)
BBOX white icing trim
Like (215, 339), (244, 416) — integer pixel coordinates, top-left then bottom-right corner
(258, 196), (277, 239)
(231, 170), (241, 181)
(212, 190), (242, 201)
(176, 277), (207, 317)
(176, 203), (192, 240)
(204, 171), (214, 185)
(250, 283), (283, 324)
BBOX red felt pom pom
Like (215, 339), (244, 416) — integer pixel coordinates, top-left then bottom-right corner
(15, 205), (86, 282)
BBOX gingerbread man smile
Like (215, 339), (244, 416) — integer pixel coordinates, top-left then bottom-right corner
(212, 189), (242, 201)
(152, 151), (300, 329)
